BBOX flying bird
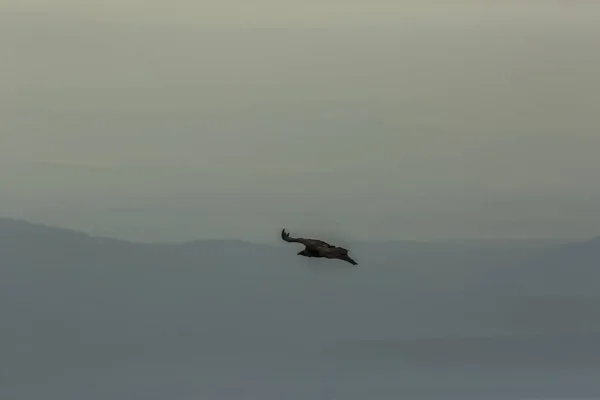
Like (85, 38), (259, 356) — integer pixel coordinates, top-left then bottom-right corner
(280, 229), (358, 266)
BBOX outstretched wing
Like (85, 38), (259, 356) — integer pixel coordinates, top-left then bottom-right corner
(316, 246), (358, 265)
(281, 229), (332, 249)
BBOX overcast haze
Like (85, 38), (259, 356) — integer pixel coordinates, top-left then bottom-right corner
(2, 2), (600, 241)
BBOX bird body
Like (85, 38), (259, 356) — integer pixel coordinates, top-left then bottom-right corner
(281, 229), (358, 266)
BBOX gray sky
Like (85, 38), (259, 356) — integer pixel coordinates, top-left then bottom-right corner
(2, 2), (600, 242)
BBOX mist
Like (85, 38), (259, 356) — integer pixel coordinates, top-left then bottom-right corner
(2, 3), (600, 241)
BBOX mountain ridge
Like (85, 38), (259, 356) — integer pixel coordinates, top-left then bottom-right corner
(0, 217), (588, 247)
(2, 217), (600, 342)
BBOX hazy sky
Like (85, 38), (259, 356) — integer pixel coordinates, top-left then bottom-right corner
(2, 2), (600, 241)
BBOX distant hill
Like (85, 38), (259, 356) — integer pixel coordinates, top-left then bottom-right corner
(524, 236), (600, 295)
(3, 218), (600, 388)
(478, 236), (600, 296)
(1, 218), (600, 349)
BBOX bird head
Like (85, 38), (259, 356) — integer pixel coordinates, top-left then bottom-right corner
(297, 250), (309, 257)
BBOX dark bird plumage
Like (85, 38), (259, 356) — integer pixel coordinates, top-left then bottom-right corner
(280, 229), (358, 266)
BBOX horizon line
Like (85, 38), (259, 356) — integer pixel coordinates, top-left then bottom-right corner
(0, 217), (590, 246)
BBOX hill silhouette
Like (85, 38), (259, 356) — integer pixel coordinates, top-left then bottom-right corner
(2, 217), (600, 386)
(2, 218), (599, 334)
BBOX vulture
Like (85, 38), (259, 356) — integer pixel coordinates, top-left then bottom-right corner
(280, 229), (358, 266)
